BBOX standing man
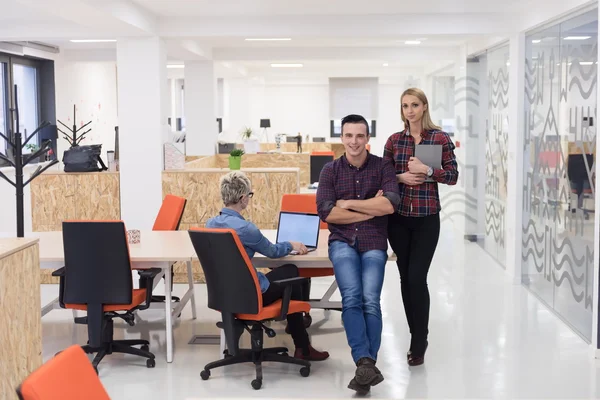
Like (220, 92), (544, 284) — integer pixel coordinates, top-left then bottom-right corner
(316, 114), (400, 395)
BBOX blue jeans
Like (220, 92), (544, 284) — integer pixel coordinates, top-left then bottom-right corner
(329, 240), (387, 363)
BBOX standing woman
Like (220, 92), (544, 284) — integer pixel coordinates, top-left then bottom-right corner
(383, 88), (458, 366)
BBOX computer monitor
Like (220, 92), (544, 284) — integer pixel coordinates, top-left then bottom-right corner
(276, 211), (321, 250)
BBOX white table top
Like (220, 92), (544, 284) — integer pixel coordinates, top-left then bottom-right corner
(4, 229), (395, 265)
(19, 230), (195, 262)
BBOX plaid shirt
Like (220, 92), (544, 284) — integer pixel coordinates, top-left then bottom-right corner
(383, 129), (458, 217)
(316, 153), (400, 252)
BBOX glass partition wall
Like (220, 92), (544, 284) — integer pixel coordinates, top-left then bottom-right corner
(522, 9), (597, 341)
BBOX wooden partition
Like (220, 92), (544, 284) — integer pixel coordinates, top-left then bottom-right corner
(0, 238), (41, 398)
(186, 153), (311, 187)
(163, 168), (300, 282)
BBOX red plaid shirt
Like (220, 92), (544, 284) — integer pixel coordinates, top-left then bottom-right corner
(383, 129), (458, 217)
(316, 153), (400, 252)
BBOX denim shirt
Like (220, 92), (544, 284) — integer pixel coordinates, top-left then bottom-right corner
(205, 208), (293, 293)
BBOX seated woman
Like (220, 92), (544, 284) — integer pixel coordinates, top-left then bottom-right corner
(205, 171), (329, 361)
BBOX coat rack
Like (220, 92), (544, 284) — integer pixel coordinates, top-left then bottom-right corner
(57, 104), (92, 147)
(0, 84), (58, 237)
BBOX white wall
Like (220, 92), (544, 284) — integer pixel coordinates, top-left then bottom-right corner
(222, 76), (420, 157)
(55, 50), (118, 162)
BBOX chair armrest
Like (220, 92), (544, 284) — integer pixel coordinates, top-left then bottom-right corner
(137, 268), (162, 311)
(51, 266), (65, 277)
(272, 277), (308, 321)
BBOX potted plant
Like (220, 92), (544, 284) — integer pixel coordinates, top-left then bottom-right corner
(229, 148), (244, 170)
(241, 126), (259, 154)
(24, 143), (41, 164)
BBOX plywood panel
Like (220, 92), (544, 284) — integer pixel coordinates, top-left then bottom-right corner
(30, 174), (76, 231)
(249, 171), (300, 227)
(75, 173), (120, 221)
(0, 243), (42, 398)
(163, 172), (223, 225)
(187, 154), (310, 187)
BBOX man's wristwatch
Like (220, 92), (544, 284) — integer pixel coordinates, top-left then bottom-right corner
(426, 166), (434, 177)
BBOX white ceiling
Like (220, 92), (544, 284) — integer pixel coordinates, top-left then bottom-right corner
(0, 0), (594, 76)
(130, 0), (533, 16)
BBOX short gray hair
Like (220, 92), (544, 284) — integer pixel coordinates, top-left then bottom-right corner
(220, 171), (251, 206)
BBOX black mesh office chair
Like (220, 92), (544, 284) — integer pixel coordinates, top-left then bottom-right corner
(52, 221), (161, 372)
(188, 227), (311, 390)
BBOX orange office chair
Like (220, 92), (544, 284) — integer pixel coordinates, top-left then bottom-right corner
(16, 345), (111, 400)
(138, 194), (187, 304)
(189, 228), (311, 390)
(280, 194), (340, 328)
(52, 221), (160, 372)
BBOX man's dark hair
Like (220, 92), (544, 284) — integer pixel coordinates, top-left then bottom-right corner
(341, 114), (370, 135)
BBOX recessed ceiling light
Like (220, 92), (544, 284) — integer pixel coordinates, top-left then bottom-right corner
(532, 39), (541, 44)
(580, 61), (595, 65)
(246, 38), (291, 41)
(564, 36), (590, 40)
(383, 63), (389, 67)
(70, 39), (116, 43)
(271, 63), (303, 68)
(167, 64), (184, 69)
(405, 40), (421, 45)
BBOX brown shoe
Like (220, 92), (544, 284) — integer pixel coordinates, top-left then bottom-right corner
(294, 345), (329, 361)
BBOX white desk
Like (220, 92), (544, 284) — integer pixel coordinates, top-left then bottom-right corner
(25, 230), (196, 363)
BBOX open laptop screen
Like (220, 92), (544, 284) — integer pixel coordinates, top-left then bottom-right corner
(276, 212), (321, 248)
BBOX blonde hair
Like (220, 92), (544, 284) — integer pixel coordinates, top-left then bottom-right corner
(220, 171), (251, 206)
(400, 88), (441, 131)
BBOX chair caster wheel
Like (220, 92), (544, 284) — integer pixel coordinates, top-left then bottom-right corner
(265, 328), (276, 338)
(146, 358), (156, 368)
(141, 344), (149, 352)
(303, 314), (312, 328)
(251, 379), (262, 390)
(300, 366), (310, 377)
(200, 369), (210, 380)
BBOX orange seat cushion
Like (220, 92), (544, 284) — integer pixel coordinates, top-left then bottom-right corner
(65, 289), (147, 311)
(18, 345), (110, 400)
(299, 267), (334, 278)
(236, 299), (310, 321)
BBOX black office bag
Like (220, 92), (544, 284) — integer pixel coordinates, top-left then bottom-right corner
(63, 144), (108, 172)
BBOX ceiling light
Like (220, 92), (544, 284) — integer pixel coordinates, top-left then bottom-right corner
(271, 63), (303, 68)
(405, 40), (421, 45)
(70, 39), (116, 43)
(167, 64), (184, 69)
(246, 38), (291, 41)
(580, 61), (594, 65)
(383, 63), (389, 67)
(564, 36), (590, 40)
(532, 39), (541, 44)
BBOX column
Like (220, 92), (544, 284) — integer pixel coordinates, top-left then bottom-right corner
(184, 61), (217, 156)
(116, 37), (167, 230)
(505, 33), (526, 284)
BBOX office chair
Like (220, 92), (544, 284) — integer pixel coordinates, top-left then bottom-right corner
(188, 228), (311, 390)
(137, 194), (187, 304)
(280, 193), (340, 329)
(16, 345), (111, 400)
(52, 221), (160, 372)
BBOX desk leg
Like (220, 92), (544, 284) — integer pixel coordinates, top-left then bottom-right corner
(165, 267), (174, 363)
(186, 261), (197, 320)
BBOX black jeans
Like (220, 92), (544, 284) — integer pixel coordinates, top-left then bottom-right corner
(387, 212), (440, 355)
(262, 264), (309, 350)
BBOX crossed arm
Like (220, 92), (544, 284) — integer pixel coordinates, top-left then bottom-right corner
(316, 162), (400, 225)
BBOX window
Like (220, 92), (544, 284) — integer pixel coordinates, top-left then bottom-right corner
(0, 54), (43, 164)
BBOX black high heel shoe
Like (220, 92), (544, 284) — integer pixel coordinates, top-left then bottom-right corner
(407, 341), (428, 366)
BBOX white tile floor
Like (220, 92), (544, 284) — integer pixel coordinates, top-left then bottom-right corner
(39, 220), (600, 399)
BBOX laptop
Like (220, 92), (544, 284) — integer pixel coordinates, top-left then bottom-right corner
(276, 211), (321, 254)
(414, 144), (442, 182)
